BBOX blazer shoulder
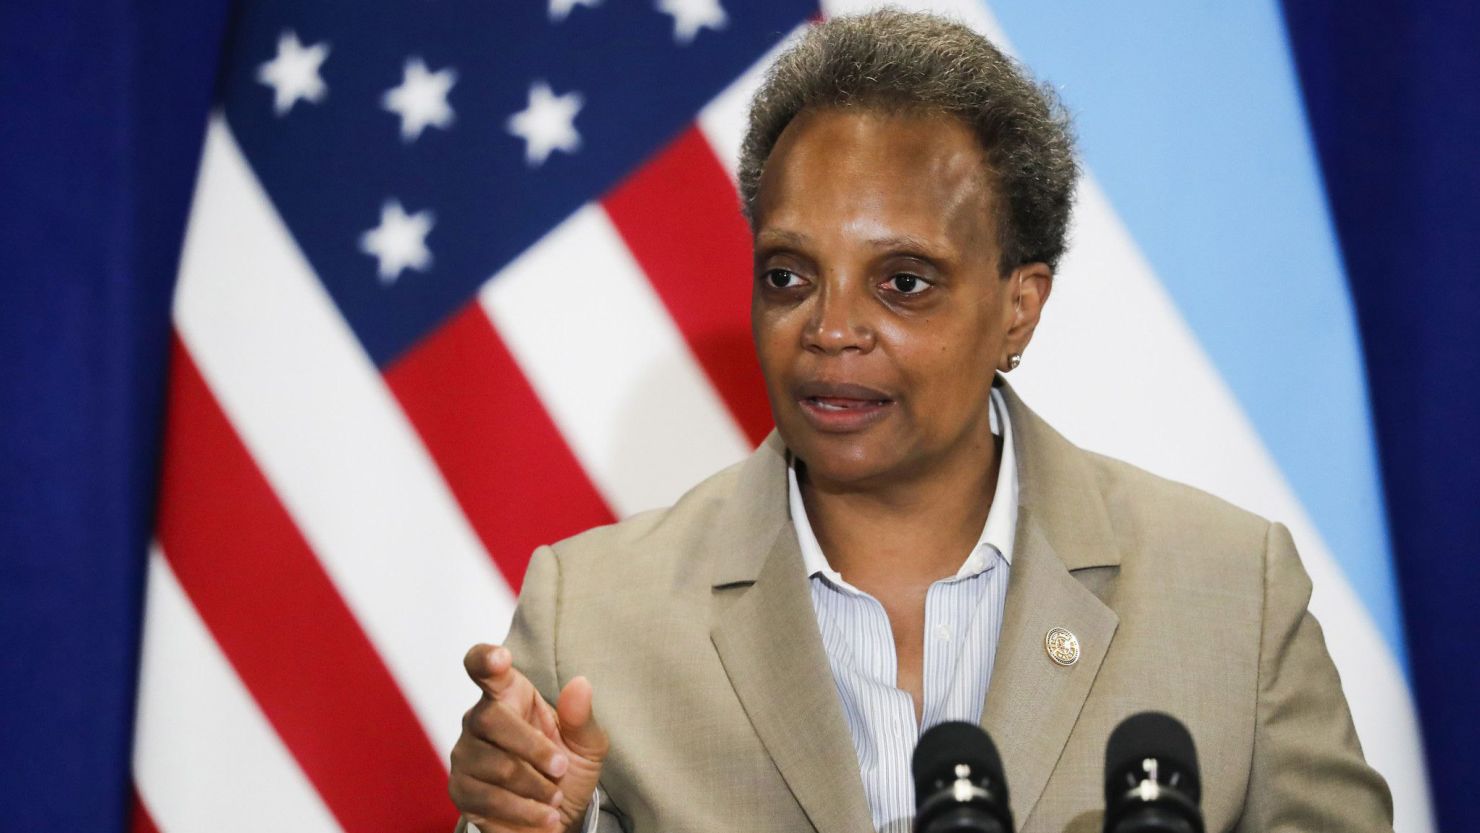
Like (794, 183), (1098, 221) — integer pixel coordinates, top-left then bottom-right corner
(1003, 383), (1272, 563)
(1082, 448), (1273, 558)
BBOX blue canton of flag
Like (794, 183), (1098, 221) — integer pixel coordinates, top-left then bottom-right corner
(224, 0), (814, 365)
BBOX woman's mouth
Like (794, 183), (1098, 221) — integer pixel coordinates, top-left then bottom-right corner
(807, 396), (891, 411)
(794, 383), (895, 432)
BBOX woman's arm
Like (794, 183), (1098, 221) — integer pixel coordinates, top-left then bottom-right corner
(1235, 522), (1394, 831)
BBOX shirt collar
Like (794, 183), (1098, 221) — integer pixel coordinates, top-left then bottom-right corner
(788, 387), (1018, 586)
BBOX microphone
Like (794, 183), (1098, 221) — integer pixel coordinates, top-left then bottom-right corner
(912, 721), (1013, 833)
(1103, 712), (1204, 833)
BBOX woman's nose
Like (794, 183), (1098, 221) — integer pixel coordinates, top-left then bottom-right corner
(803, 283), (876, 355)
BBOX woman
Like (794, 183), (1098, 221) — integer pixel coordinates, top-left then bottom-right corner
(448, 11), (1391, 833)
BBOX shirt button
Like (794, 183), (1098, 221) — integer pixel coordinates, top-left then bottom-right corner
(934, 624), (951, 641)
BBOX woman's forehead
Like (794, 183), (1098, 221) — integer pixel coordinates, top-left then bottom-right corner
(754, 109), (997, 251)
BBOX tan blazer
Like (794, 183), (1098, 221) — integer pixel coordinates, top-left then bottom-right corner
(496, 384), (1393, 833)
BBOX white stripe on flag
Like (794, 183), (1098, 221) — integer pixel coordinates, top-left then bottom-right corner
(173, 116), (514, 758)
(480, 203), (753, 518)
(697, 23), (811, 182)
(133, 546), (341, 833)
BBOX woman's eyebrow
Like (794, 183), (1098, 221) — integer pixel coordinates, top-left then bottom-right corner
(754, 230), (953, 268)
(754, 229), (809, 249)
(866, 233), (933, 250)
(865, 234), (951, 261)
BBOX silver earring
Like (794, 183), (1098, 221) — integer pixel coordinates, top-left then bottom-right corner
(1008, 353), (1023, 370)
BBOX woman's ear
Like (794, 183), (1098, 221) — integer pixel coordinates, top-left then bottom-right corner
(1000, 262), (1053, 371)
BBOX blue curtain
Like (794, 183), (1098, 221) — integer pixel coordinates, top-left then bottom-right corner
(0, 0), (230, 829)
(1282, 2), (1480, 830)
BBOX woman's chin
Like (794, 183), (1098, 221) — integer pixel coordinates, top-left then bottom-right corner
(790, 435), (908, 491)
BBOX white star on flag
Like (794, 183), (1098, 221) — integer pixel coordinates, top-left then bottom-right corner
(506, 81), (584, 167)
(359, 199), (435, 283)
(382, 58), (457, 142)
(257, 30), (330, 116)
(549, 0), (602, 22)
(657, 0), (727, 44)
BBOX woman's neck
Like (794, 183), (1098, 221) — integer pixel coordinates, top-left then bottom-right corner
(799, 431), (1002, 589)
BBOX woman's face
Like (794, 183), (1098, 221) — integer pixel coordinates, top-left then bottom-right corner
(751, 107), (1038, 489)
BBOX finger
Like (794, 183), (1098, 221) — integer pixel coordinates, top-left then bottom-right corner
(464, 698), (569, 778)
(451, 739), (564, 806)
(556, 676), (609, 761)
(463, 644), (519, 699)
(451, 775), (562, 830)
(531, 692), (559, 742)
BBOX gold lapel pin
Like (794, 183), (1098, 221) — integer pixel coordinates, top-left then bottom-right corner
(1045, 627), (1080, 666)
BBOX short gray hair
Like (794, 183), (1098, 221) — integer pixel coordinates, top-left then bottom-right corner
(738, 9), (1078, 273)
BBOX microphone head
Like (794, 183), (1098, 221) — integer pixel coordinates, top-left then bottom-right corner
(1104, 712), (1201, 805)
(913, 721), (1007, 801)
(913, 722), (1012, 833)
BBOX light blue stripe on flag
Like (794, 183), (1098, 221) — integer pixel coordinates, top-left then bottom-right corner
(983, 0), (1408, 668)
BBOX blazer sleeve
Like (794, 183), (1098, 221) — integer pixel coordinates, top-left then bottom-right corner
(505, 546), (629, 833)
(1234, 522), (1395, 832)
(506, 545), (561, 705)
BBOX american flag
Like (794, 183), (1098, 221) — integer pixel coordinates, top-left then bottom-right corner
(132, 1), (813, 830)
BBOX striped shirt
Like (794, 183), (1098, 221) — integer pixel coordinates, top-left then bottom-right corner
(788, 388), (1018, 833)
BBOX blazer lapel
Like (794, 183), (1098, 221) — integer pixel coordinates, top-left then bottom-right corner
(708, 435), (874, 833)
(981, 514), (1118, 827)
(983, 382), (1122, 828)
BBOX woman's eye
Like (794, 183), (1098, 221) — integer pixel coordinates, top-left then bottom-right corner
(886, 274), (928, 294)
(765, 269), (802, 289)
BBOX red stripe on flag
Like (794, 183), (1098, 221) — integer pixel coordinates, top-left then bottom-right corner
(386, 302), (615, 590)
(602, 126), (774, 445)
(156, 335), (457, 833)
(131, 787), (160, 833)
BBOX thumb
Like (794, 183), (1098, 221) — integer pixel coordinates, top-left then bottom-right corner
(555, 676), (608, 762)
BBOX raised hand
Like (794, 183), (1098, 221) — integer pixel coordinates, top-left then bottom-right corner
(449, 644), (609, 832)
